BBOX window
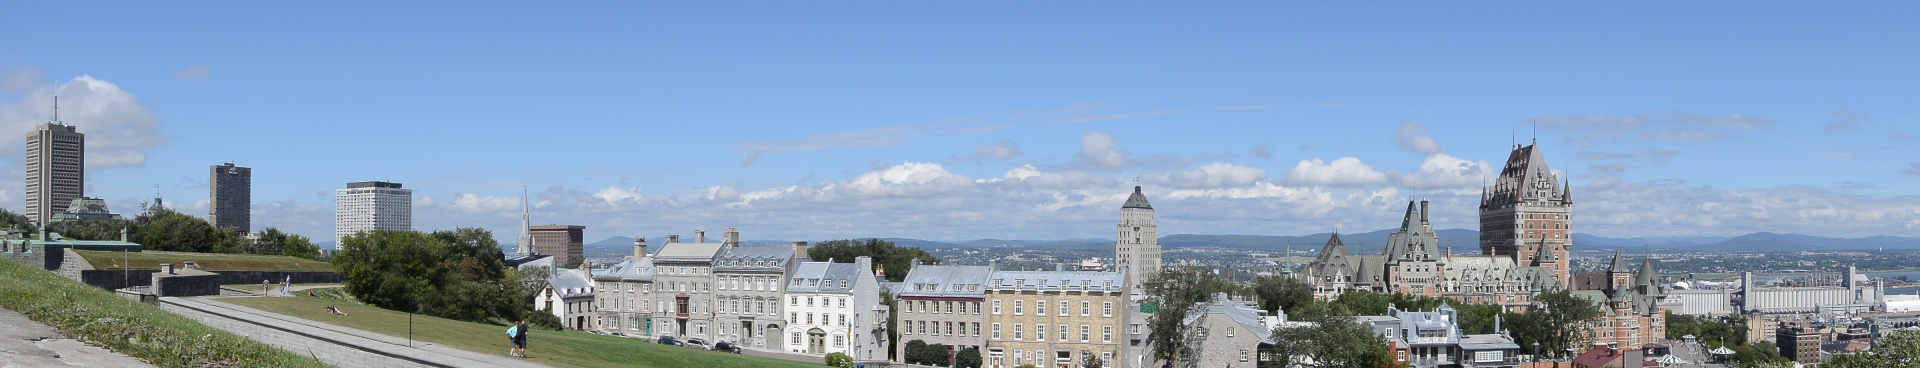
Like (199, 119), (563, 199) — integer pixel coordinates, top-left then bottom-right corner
(1103, 302), (1113, 317)
(919, 321), (927, 335)
(1058, 324), (1067, 341)
(1013, 323), (1023, 340)
(1013, 300), (1023, 315)
(945, 301), (954, 314)
(1059, 302), (1068, 316)
(839, 314), (846, 326)
(993, 300), (1003, 315)
(1227, 327), (1235, 337)
(945, 321), (954, 336)
(793, 331), (801, 343)
(973, 302), (981, 315)
(1081, 301), (1091, 316)
(973, 322), (981, 336)
(833, 334), (844, 348)
(993, 323), (1003, 339)
(1080, 325), (1090, 342)
(791, 296), (798, 306)
(807, 297), (814, 307)
(790, 312), (798, 324)
(1036, 324), (1046, 341)
(1240, 349), (1250, 362)
(806, 313), (814, 325)
(1102, 325), (1112, 342)
(839, 298), (846, 308)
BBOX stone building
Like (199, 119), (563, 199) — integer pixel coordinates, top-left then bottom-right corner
(48, 197), (119, 223)
(1774, 323), (1821, 366)
(895, 261), (994, 364)
(711, 230), (799, 350)
(649, 232), (725, 341)
(984, 267), (1127, 368)
(1360, 303), (1523, 368)
(783, 256), (884, 361)
(1182, 294), (1285, 368)
(1570, 252), (1670, 350)
(1301, 200), (1557, 305)
(1113, 186), (1160, 294)
(592, 237), (656, 336)
(1479, 142), (1574, 289)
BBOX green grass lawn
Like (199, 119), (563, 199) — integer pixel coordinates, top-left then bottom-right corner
(0, 258), (328, 367)
(76, 250), (335, 271)
(222, 294), (826, 368)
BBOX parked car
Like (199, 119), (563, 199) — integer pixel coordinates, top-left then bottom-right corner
(656, 336), (683, 346)
(712, 341), (742, 354)
(685, 338), (710, 350)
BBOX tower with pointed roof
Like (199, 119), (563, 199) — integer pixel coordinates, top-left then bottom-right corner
(1479, 140), (1573, 288)
(515, 188), (535, 257)
(1384, 200), (1446, 297)
(1115, 186), (1160, 293)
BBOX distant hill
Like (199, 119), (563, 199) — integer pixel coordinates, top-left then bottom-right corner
(1691, 232), (1920, 252)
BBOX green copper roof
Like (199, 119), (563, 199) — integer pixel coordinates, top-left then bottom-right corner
(1123, 186), (1152, 209)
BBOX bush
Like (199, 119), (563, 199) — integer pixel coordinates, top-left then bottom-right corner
(955, 347), (982, 368)
(825, 352), (853, 368)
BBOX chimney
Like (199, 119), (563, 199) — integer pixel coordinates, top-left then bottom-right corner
(792, 241), (809, 261)
(856, 256), (873, 276)
(668, 235), (680, 243)
(583, 262), (592, 278)
(988, 260), (996, 271)
(1419, 200), (1430, 225)
(183, 261), (198, 270)
(1056, 263), (1064, 272)
(634, 237), (648, 259)
(120, 227), (129, 242)
(695, 230), (706, 243)
(725, 227), (740, 247)
(161, 263), (174, 275)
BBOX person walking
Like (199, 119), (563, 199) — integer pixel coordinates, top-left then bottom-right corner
(281, 275), (291, 294)
(511, 320), (530, 358)
(263, 279), (272, 296)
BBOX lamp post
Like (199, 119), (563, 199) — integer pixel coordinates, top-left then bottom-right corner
(1532, 342), (1539, 363)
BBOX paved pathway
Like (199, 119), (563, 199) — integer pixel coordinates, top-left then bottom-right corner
(183, 297), (547, 368)
(741, 346), (831, 365)
(0, 307), (154, 367)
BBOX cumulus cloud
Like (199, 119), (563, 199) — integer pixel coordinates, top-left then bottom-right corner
(173, 64), (211, 80)
(1396, 153), (1492, 190)
(1004, 164), (1042, 180)
(1394, 122), (1443, 154)
(840, 162), (973, 197)
(451, 193), (520, 214)
(1285, 157), (1387, 186)
(0, 75), (168, 168)
(1077, 131), (1128, 169)
(594, 186), (644, 205)
(1143, 162), (1267, 188)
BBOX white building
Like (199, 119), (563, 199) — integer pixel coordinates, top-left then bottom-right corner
(1114, 186), (1160, 293)
(536, 267), (595, 330)
(783, 256), (884, 361)
(333, 181), (412, 246)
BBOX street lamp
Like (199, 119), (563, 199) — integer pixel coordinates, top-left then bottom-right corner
(1531, 342), (1539, 363)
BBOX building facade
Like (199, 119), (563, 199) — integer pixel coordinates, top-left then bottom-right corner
(333, 181), (411, 246)
(648, 234), (725, 342)
(984, 268), (1127, 368)
(593, 237), (657, 336)
(1479, 142), (1574, 289)
(784, 256), (885, 361)
(1570, 252), (1670, 350)
(1114, 186), (1160, 294)
(711, 231), (797, 351)
(209, 163), (252, 233)
(531, 224), (586, 266)
(49, 197), (119, 223)
(895, 262), (994, 364)
(1183, 294), (1284, 368)
(26, 120), (84, 226)
(536, 267), (595, 331)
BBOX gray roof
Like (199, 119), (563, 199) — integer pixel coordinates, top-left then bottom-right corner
(593, 256), (655, 282)
(987, 269), (1125, 292)
(1459, 334), (1521, 350)
(549, 268), (594, 298)
(788, 261), (865, 294)
(1382, 201), (1441, 263)
(1487, 143), (1566, 207)
(654, 242), (724, 263)
(898, 264), (994, 298)
(1122, 186), (1153, 210)
(716, 246), (795, 271)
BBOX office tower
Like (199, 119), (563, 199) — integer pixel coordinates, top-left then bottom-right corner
(1114, 186), (1160, 292)
(334, 181), (412, 247)
(25, 100), (84, 226)
(530, 225), (585, 265)
(209, 163), (252, 233)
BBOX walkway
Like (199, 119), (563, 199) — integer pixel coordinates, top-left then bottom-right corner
(0, 307), (154, 367)
(172, 297), (546, 368)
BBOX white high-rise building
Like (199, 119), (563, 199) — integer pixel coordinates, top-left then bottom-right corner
(1113, 186), (1160, 292)
(334, 181), (412, 247)
(26, 98), (84, 226)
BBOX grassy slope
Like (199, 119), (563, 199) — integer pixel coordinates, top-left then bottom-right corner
(0, 258), (328, 368)
(222, 295), (825, 368)
(75, 250), (334, 271)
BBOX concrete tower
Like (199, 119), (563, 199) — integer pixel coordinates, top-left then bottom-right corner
(26, 98), (84, 226)
(333, 181), (411, 247)
(209, 163), (252, 233)
(1115, 186), (1160, 291)
(1480, 140), (1573, 288)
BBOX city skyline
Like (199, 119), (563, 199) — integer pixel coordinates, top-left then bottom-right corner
(3, 3), (1919, 244)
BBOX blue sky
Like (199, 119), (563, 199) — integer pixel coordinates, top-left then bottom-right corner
(3, 2), (1918, 245)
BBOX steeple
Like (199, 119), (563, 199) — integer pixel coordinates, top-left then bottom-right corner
(515, 187), (534, 256)
(1608, 249), (1630, 274)
(1636, 255), (1659, 291)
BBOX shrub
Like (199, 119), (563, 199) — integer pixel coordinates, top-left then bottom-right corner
(825, 352), (853, 368)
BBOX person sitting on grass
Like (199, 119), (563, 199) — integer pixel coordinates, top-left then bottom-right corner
(324, 305), (349, 316)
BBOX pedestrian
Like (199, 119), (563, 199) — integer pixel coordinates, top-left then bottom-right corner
(263, 279), (271, 296)
(282, 275), (291, 294)
(513, 320), (529, 358)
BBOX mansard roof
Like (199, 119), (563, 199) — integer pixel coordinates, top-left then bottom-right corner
(1487, 143), (1568, 208)
(1608, 250), (1631, 274)
(1122, 186), (1153, 210)
(1382, 201), (1442, 263)
(593, 255), (655, 282)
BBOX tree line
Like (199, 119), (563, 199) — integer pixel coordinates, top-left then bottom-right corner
(330, 228), (560, 328)
(0, 206), (320, 260)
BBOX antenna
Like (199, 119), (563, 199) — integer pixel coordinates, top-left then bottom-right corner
(52, 96), (58, 122)
(1531, 120), (1538, 145)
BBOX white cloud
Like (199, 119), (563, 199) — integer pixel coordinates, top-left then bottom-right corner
(1004, 164), (1042, 180)
(1396, 153), (1492, 190)
(451, 193), (520, 214)
(1394, 122), (1442, 154)
(1285, 157), (1387, 186)
(594, 186), (644, 205)
(1077, 131), (1127, 169)
(0, 76), (168, 168)
(1143, 162), (1267, 188)
(2, 67), (44, 92)
(840, 162), (972, 197)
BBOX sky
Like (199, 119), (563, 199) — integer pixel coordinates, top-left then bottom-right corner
(2, 2), (1918, 246)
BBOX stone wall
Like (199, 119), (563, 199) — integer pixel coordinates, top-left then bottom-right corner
(159, 297), (497, 368)
(211, 271), (344, 286)
(153, 271), (222, 297)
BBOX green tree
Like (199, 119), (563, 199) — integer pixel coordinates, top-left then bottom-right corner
(251, 227), (322, 260)
(0, 208), (35, 234)
(955, 346), (982, 368)
(1247, 275), (1312, 316)
(1827, 330), (1920, 367)
(131, 206), (242, 253)
(808, 239), (938, 282)
(1268, 309), (1397, 368)
(42, 217), (134, 241)
(1510, 289), (1603, 359)
(883, 289), (900, 361)
(330, 228), (529, 324)
(1145, 267), (1223, 367)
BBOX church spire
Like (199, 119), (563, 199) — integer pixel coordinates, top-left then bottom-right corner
(515, 187), (534, 256)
